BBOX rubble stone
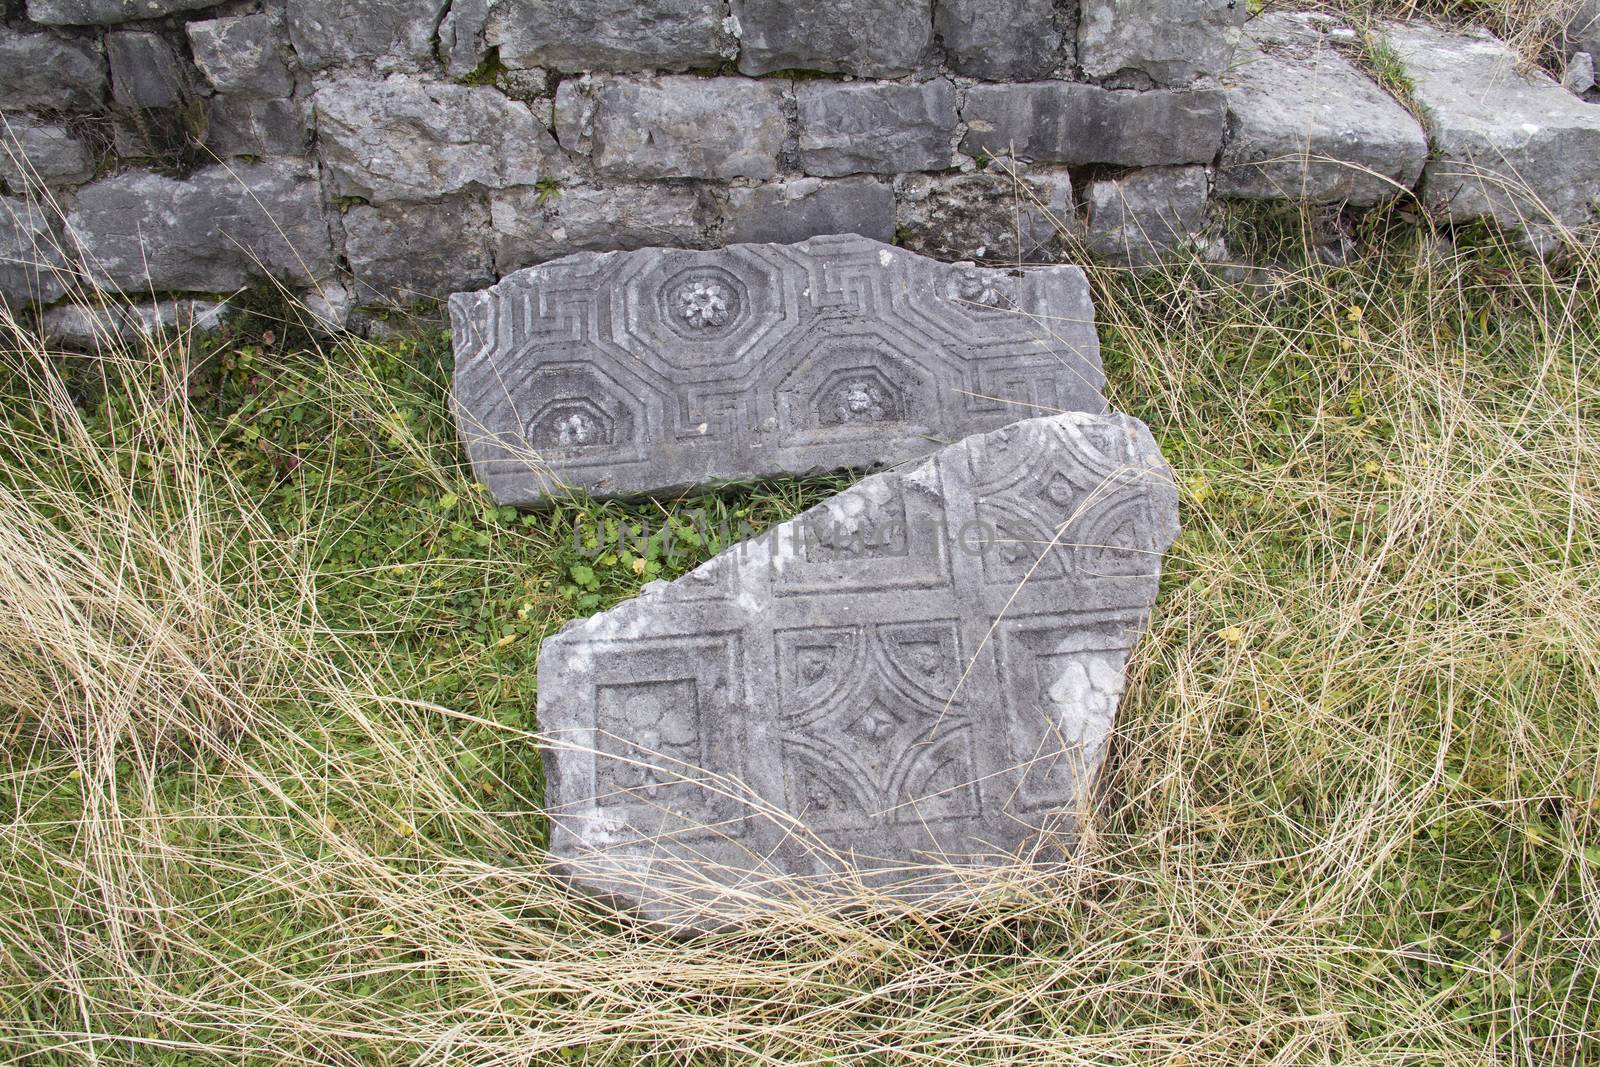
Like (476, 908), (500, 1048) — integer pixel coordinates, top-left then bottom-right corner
(66, 161), (335, 291)
(797, 79), (957, 177)
(1384, 22), (1600, 240)
(1218, 14), (1427, 205)
(934, 0), (1064, 81)
(719, 176), (895, 245)
(894, 162), (1076, 263)
(187, 12), (295, 99)
(314, 75), (567, 201)
(555, 75), (786, 181)
(488, 0), (735, 73)
(961, 82), (1226, 167)
(0, 29), (108, 111)
(733, 0), (933, 78)
(1085, 165), (1210, 267)
(1077, 0), (1244, 87)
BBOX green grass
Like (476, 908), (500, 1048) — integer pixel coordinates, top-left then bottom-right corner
(0, 225), (1596, 1063)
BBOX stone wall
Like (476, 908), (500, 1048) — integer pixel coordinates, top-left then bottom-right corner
(2, 1), (1598, 332)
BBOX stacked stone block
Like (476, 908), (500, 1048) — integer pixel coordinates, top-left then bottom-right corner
(1, 1), (1597, 326)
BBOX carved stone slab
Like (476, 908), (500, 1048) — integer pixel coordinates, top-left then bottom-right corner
(536, 411), (1178, 927)
(449, 235), (1104, 506)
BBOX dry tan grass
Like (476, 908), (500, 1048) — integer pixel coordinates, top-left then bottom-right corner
(1269, 0), (1587, 65)
(1, 222), (1596, 1063)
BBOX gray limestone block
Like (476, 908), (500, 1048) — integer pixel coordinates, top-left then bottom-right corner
(0, 196), (68, 305)
(201, 95), (308, 157)
(1570, 0), (1600, 61)
(535, 409), (1178, 928)
(449, 234), (1105, 506)
(961, 82), (1226, 168)
(41, 296), (230, 348)
(438, 0), (491, 77)
(107, 31), (188, 110)
(934, 0), (1065, 81)
(0, 117), (96, 188)
(26, 0), (217, 23)
(719, 176), (895, 245)
(0, 29), (108, 111)
(1218, 14), (1426, 206)
(186, 11), (295, 98)
(733, 0), (933, 78)
(555, 75), (786, 181)
(65, 160), (335, 292)
(1077, 0), (1244, 87)
(491, 183), (710, 274)
(488, 0), (735, 73)
(314, 75), (567, 201)
(797, 79), (957, 177)
(895, 161), (1076, 263)
(1566, 51), (1596, 96)
(345, 196), (494, 304)
(1085, 165), (1210, 267)
(1384, 22), (1600, 238)
(285, 0), (448, 73)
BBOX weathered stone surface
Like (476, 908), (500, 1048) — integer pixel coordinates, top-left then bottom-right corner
(1218, 14), (1426, 205)
(314, 75), (567, 201)
(895, 161), (1076, 263)
(107, 31), (188, 110)
(1570, 0), (1600, 61)
(202, 95), (307, 157)
(1385, 23), (1600, 238)
(488, 0), (734, 73)
(0, 196), (67, 305)
(1085, 165), (1209, 267)
(797, 79), (956, 177)
(41, 297), (231, 348)
(346, 197), (494, 303)
(1566, 50), (1597, 96)
(437, 0), (491, 77)
(934, 0), (1064, 81)
(491, 183), (709, 273)
(535, 410), (1177, 926)
(961, 83), (1226, 167)
(1078, 0), (1243, 87)
(187, 12), (295, 98)
(0, 117), (96, 188)
(26, 0), (215, 24)
(66, 161), (335, 291)
(450, 234), (1105, 505)
(733, 0), (933, 78)
(556, 76), (786, 180)
(720, 176), (895, 245)
(285, 0), (447, 73)
(0, 30), (107, 111)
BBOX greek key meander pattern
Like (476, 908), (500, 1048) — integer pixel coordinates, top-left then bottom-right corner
(452, 236), (1103, 501)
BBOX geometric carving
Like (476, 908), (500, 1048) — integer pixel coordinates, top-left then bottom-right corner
(450, 235), (1106, 505)
(536, 411), (1178, 928)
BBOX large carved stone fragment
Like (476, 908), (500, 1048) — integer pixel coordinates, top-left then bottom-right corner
(449, 235), (1105, 505)
(536, 410), (1178, 926)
